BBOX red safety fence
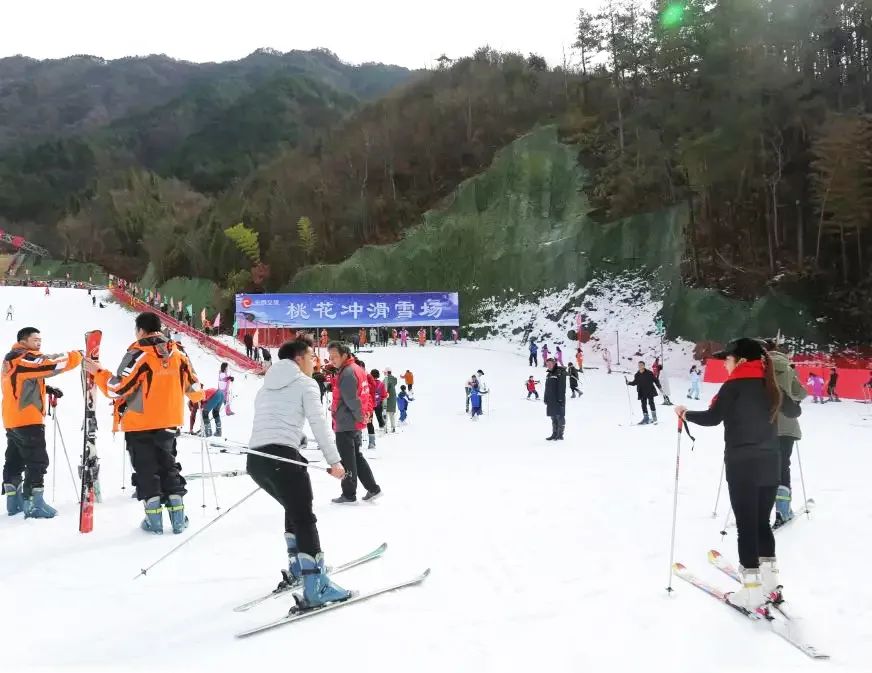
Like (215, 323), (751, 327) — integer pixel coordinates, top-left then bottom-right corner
(703, 357), (872, 400)
(111, 288), (263, 374)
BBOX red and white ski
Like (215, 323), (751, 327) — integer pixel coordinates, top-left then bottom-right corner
(78, 330), (102, 533)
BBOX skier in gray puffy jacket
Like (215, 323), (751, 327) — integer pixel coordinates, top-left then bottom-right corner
(246, 335), (350, 609)
(765, 342), (808, 527)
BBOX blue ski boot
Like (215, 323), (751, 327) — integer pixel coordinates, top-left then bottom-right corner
(638, 414), (650, 425)
(141, 496), (164, 534)
(281, 533), (303, 588)
(22, 488), (57, 519)
(167, 494), (188, 534)
(774, 486), (793, 527)
(296, 553), (352, 609)
(4, 482), (23, 516)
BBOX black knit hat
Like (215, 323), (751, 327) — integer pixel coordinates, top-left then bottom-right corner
(713, 338), (767, 361)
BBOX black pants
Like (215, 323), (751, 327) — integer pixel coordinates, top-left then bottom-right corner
(126, 430), (186, 501)
(374, 404), (385, 429)
(336, 431), (379, 500)
(640, 396), (656, 415)
(247, 444), (320, 556)
(529, 354), (538, 367)
(727, 471), (777, 569)
(3, 425), (48, 496)
(527, 390), (539, 399)
(778, 436), (794, 489)
(245, 345), (253, 358)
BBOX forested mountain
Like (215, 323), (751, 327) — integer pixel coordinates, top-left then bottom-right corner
(1, 1), (872, 340)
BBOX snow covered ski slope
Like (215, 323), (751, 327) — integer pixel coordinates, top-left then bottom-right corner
(1, 286), (870, 672)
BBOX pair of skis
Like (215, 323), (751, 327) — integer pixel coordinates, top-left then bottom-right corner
(233, 542), (429, 638)
(673, 550), (828, 660)
(78, 330), (102, 533)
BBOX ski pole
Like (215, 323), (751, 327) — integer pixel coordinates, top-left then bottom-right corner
(795, 441), (810, 516)
(711, 461), (725, 518)
(666, 414), (683, 593)
(51, 409), (59, 501)
(120, 433), (126, 492)
(133, 487), (261, 580)
(203, 432), (222, 510)
(217, 445), (344, 477)
(623, 376), (634, 424)
(55, 413), (80, 503)
(200, 434), (207, 510)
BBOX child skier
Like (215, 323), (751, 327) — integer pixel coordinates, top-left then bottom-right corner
(398, 385), (411, 423)
(807, 372), (825, 403)
(469, 379), (483, 419)
(541, 344), (550, 363)
(688, 365), (702, 400)
(525, 376), (540, 400)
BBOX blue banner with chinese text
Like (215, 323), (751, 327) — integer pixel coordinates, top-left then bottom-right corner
(235, 292), (460, 328)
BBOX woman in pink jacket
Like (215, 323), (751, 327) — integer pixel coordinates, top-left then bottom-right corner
(806, 372), (825, 403)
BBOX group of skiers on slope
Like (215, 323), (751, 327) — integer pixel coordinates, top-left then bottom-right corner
(314, 327), (460, 351)
(529, 340), (580, 369)
(805, 368), (841, 403)
(675, 337), (814, 615)
(187, 362), (237, 437)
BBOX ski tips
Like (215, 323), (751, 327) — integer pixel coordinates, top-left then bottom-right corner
(707, 550), (722, 562)
(672, 562), (686, 572)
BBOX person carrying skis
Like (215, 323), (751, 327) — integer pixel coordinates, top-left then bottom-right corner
(688, 365), (702, 400)
(675, 338), (784, 612)
(384, 368), (398, 432)
(327, 342), (381, 504)
(806, 372), (824, 403)
(525, 376), (540, 400)
(468, 378), (483, 419)
(543, 357), (566, 440)
(3, 327), (82, 518)
(529, 340), (539, 367)
(398, 385), (412, 423)
(246, 335), (350, 609)
(764, 339), (808, 528)
(826, 367), (839, 402)
(85, 312), (203, 534)
(218, 362), (235, 416)
(567, 362), (581, 398)
(626, 361), (663, 424)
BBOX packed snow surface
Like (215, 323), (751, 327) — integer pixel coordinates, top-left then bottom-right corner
(1, 286), (869, 673)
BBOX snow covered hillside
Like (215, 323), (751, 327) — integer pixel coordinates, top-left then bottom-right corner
(471, 271), (698, 376)
(1, 286), (870, 672)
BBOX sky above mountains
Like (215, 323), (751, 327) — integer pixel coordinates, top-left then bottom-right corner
(2, 0), (592, 69)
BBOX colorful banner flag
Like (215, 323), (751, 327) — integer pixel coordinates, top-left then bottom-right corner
(185, 304), (193, 316)
(253, 329), (259, 348)
(178, 300), (183, 313)
(213, 312), (221, 329)
(200, 307), (207, 326)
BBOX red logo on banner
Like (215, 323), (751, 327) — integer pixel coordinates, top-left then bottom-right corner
(241, 297), (253, 309)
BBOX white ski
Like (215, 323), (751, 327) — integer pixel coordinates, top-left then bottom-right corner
(235, 568), (430, 638)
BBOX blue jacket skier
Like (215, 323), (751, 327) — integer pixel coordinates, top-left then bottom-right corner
(398, 385), (411, 422)
(529, 341), (538, 367)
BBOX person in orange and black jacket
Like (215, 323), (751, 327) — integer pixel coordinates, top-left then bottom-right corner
(3, 326), (82, 518)
(84, 312), (203, 535)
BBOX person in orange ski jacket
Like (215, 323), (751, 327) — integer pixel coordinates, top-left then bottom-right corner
(3, 326), (82, 518)
(85, 312), (203, 535)
(402, 369), (415, 393)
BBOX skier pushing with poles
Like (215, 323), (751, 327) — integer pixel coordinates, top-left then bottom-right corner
(675, 338), (788, 613)
(246, 334), (351, 609)
(626, 361), (663, 424)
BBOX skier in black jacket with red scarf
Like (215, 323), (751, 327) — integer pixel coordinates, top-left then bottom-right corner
(675, 338), (783, 615)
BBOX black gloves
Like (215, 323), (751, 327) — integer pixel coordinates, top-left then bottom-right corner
(46, 386), (63, 399)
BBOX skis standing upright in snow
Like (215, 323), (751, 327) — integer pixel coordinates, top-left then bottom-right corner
(78, 330), (101, 533)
